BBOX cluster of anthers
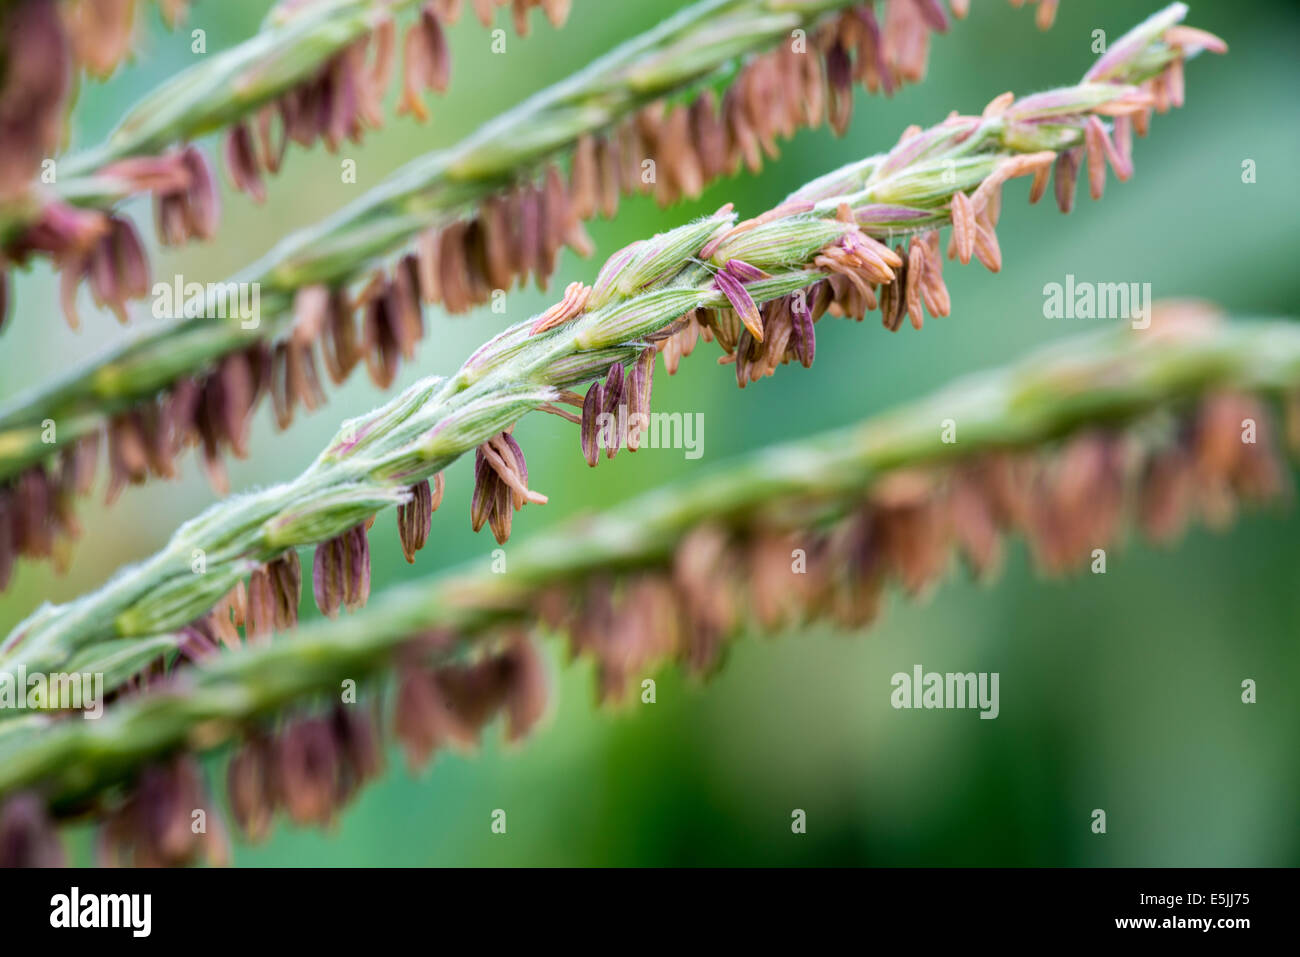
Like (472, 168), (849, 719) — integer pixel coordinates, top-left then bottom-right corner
(566, 21), (1224, 430)
(0, 0), (192, 199)
(368, 0), (981, 318)
(21, 147), (219, 330)
(168, 474), (445, 670)
(63, 0), (191, 79)
(3, 350), (1288, 866)
(265, 0), (976, 346)
(0, 0), (570, 335)
(224, 0), (573, 203)
(228, 627), (546, 865)
(170, 418), (546, 678)
(546, 390), (1293, 704)
(0, 0), (197, 330)
(0, 0), (70, 203)
(0, 632), (547, 867)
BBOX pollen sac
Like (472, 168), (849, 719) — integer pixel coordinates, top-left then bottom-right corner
(98, 757), (227, 868)
(153, 145), (220, 245)
(0, 0), (70, 198)
(580, 381), (604, 467)
(226, 736), (276, 843)
(397, 477), (437, 563)
(268, 549), (302, 630)
(471, 432), (546, 544)
(624, 348), (655, 452)
(392, 636), (549, 769)
(312, 523), (371, 618)
(331, 703), (385, 799)
(600, 362), (625, 460)
(580, 359), (645, 465)
(275, 718), (341, 828)
(394, 667), (452, 770)
(244, 567), (276, 644)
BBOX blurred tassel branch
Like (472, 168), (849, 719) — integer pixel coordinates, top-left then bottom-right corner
(0, 2), (1222, 594)
(0, 0), (990, 445)
(0, 0), (574, 333)
(0, 306), (1297, 864)
(0, 0), (976, 336)
(0, 0), (192, 211)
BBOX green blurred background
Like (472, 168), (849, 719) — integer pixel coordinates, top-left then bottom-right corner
(2, 0), (1298, 865)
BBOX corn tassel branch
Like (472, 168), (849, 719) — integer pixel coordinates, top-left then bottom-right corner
(0, 0), (970, 471)
(0, 308), (1296, 858)
(0, 0), (575, 333)
(0, 0), (936, 334)
(0, 3), (1221, 593)
(0, 0), (981, 338)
